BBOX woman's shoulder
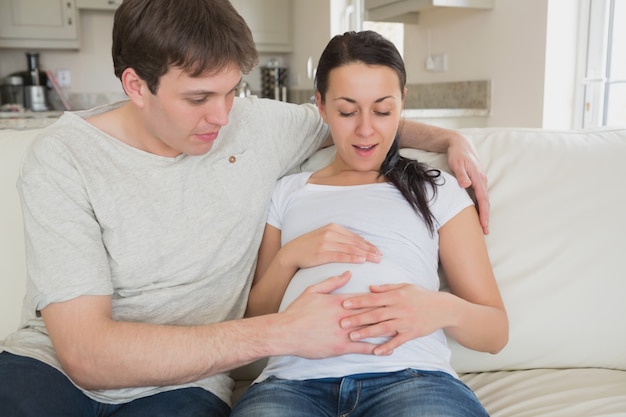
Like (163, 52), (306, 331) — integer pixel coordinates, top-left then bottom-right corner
(436, 170), (467, 193)
(274, 171), (314, 192)
(430, 169), (474, 217)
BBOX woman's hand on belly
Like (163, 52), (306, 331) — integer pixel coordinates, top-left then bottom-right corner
(339, 283), (454, 356)
(280, 223), (382, 269)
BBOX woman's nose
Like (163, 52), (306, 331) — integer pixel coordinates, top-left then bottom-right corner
(356, 114), (375, 137)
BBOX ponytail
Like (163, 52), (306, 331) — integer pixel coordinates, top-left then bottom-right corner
(380, 135), (442, 235)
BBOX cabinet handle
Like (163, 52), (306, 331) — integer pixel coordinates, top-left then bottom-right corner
(67, 1), (74, 25)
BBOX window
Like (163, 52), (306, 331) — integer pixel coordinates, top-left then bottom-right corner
(578, 0), (626, 128)
(363, 21), (404, 58)
(332, 0), (404, 56)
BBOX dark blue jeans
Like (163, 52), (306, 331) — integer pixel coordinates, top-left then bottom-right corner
(0, 352), (230, 417)
(232, 369), (489, 417)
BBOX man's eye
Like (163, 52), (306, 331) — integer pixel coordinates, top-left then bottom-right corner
(188, 97), (207, 105)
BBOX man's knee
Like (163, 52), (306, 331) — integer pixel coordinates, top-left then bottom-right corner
(0, 352), (92, 417)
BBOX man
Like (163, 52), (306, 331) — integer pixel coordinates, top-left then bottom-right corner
(0, 0), (489, 415)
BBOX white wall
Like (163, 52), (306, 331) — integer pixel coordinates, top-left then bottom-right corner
(402, 2), (548, 127)
(0, 1), (582, 128)
(289, 0), (581, 128)
(399, 0), (580, 128)
(286, 0), (332, 90)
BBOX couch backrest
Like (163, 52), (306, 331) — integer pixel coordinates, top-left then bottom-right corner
(444, 127), (626, 373)
(0, 129), (36, 339)
(303, 127), (626, 373)
(2, 127), (626, 375)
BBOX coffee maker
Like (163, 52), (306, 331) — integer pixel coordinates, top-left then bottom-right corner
(23, 52), (49, 111)
(1, 52), (50, 112)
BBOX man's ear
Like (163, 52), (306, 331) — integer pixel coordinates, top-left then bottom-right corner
(121, 67), (147, 108)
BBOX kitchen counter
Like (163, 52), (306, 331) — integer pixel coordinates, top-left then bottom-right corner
(1, 107), (490, 130)
(0, 111), (64, 129)
(402, 108), (489, 129)
(0, 92), (128, 130)
(402, 108), (488, 118)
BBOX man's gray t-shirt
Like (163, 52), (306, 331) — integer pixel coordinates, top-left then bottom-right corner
(1, 97), (327, 405)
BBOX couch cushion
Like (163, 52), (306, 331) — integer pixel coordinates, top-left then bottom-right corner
(233, 368), (626, 412)
(0, 129), (37, 339)
(302, 127), (626, 373)
(461, 368), (626, 417)
(446, 127), (626, 373)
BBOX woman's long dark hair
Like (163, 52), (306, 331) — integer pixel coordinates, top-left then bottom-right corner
(315, 30), (442, 234)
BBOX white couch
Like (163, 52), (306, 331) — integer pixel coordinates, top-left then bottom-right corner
(2, 126), (626, 416)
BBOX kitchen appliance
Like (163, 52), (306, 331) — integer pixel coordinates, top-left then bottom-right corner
(24, 85), (48, 112)
(23, 52), (49, 111)
(26, 52), (41, 86)
(0, 76), (25, 111)
(261, 59), (288, 102)
(236, 80), (252, 97)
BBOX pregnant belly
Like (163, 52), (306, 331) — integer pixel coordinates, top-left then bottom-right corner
(278, 260), (407, 312)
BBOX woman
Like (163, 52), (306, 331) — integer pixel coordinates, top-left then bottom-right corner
(231, 30), (508, 417)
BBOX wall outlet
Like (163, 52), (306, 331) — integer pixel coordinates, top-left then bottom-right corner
(425, 54), (448, 72)
(56, 69), (71, 88)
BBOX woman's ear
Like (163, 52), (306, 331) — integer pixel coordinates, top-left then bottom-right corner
(121, 67), (147, 108)
(315, 91), (327, 122)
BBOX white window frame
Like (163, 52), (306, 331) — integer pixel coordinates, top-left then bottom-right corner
(576, 0), (626, 128)
(333, 0), (404, 57)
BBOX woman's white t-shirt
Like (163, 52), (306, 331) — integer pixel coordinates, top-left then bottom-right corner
(255, 170), (473, 382)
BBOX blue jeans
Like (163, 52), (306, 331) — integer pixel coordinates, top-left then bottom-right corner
(231, 369), (489, 417)
(0, 352), (230, 417)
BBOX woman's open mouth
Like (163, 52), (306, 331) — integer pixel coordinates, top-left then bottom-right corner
(353, 144), (378, 156)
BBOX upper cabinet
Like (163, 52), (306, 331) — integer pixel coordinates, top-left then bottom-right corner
(76, 0), (122, 10)
(0, 0), (79, 49)
(0, 0), (292, 52)
(365, 0), (495, 23)
(232, 0), (292, 53)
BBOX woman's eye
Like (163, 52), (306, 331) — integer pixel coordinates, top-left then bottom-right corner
(375, 111), (391, 116)
(339, 111), (355, 117)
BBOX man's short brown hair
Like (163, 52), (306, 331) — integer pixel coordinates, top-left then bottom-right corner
(112, 0), (258, 94)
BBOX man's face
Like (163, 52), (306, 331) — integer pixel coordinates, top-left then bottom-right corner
(138, 64), (241, 157)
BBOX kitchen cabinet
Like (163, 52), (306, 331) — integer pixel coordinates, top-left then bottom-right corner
(232, 0), (292, 53)
(365, 0), (494, 23)
(0, 0), (79, 49)
(76, 0), (122, 10)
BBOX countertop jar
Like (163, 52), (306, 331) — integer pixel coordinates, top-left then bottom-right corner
(1, 76), (25, 112)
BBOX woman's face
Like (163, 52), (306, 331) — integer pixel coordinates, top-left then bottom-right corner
(316, 62), (405, 174)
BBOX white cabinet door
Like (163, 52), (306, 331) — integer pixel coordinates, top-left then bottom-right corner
(0, 0), (79, 49)
(76, 0), (122, 10)
(233, 0), (292, 53)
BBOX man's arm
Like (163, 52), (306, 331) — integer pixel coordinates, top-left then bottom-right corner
(398, 120), (490, 234)
(41, 273), (374, 390)
(319, 120), (489, 233)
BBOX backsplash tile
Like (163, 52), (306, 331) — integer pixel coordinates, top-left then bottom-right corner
(404, 80), (490, 109)
(288, 80), (490, 110)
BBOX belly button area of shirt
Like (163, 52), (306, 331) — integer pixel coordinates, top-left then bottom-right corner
(228, 155), (236, 163)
